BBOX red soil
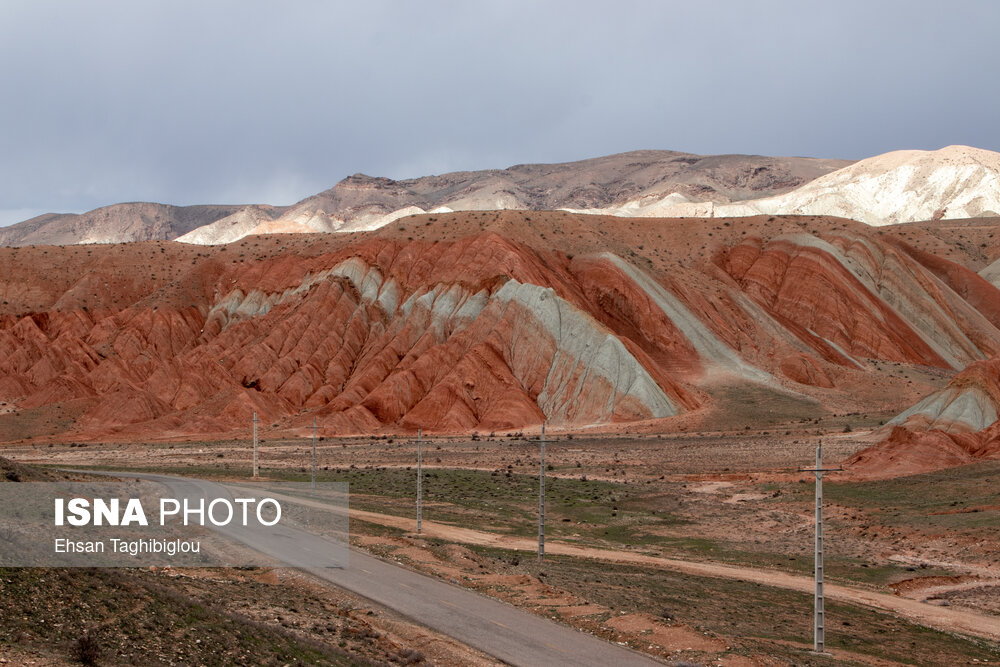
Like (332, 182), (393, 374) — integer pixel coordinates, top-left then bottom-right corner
(2, 211), (1000, 477)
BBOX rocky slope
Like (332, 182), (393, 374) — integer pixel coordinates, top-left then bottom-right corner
(1, 151), (849, 246)
(232, 150), (849, 238)
(847, 357), (1000, 478)
(3, 211), (1000, 445)
(6, 146), (1000, 248)
(0, 203), (264, 247)
(596, 145), (1000, 226)
(174, 205), (287, 245)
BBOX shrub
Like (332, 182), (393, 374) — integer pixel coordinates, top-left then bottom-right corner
(74, 633), (101, 665)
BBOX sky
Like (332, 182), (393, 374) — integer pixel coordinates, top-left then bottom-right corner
(1, 0), (998, 226)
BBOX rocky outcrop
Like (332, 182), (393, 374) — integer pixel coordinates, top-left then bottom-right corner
(4, 211), (1000, 445)
(0, 231), (703, 439)
(847, 357), (1000, 477)
(846, 426), (990, 479)
(718, 233), (1000, 370)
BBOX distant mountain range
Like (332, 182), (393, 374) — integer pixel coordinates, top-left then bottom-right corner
(3, 145), (998, 248)
(0, 150), (851, 246)
(0, 203), (265, 246)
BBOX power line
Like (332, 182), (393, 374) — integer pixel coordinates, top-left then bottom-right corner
(539, 421), (546, 561)
(417, 428), (423, 534)
(252, 412), (259, 478)
(799, 441), (842, 654)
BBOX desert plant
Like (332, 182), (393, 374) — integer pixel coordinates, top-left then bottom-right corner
(74, 632), (101, 665)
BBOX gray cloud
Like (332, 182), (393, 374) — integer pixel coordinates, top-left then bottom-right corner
(1, 0), (998, 226)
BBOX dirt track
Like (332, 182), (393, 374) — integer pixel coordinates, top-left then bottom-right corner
(345, 505), (1000, 643)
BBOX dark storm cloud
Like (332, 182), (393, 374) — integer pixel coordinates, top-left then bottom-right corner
(1, 0), (998, 225)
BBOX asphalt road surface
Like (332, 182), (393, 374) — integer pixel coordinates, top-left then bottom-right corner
(110, 471), (664, 666)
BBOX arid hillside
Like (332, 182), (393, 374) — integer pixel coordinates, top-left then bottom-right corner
(847, 355), (1000, 478)
(0, 203), (274, 247)
(0, 150), (849, 246)
(4, 212), (1000, 471)
(210, 150), (849, 238)
(711, 145), (1000, 225)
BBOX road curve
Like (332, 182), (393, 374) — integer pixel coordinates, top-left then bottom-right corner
(105, 471), (664, 666)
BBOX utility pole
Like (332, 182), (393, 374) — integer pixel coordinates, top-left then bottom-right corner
(799, 442), (841, 654)
(538, 421), (546, 561)
(311, 418), (317, 495)
(252, 412), (259, 478)
(416, 429), (422, 534)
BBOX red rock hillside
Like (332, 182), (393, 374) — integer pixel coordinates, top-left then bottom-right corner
(3, 211), (1000, 444)
(846, 356), (1000, 478)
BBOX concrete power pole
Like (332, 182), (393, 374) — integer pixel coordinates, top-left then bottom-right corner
(311, 418), (317, 495)
(252, 412), (259, 478)
(538, 422), (546, 561)
(799, 442), (841, 654)
(416, 429), (422, 534)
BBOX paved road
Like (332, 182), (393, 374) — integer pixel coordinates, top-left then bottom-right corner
(304, 550), (661, 666)
(107, 471), (663, 666)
